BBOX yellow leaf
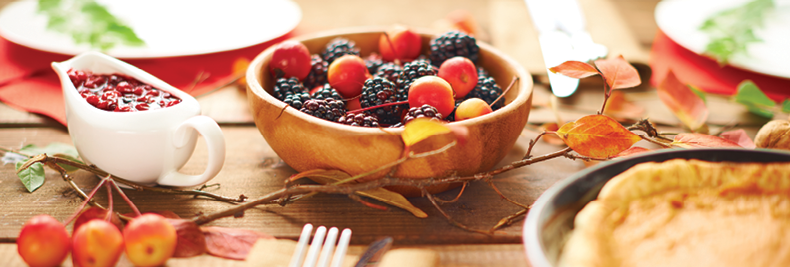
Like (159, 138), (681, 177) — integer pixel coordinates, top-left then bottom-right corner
(290, 169), (428, 218)
(401, 118), (452, 147)
(555, 115), (641, 158)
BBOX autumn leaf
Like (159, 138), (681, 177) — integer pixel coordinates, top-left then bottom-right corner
(603, 90), (645, 120)
(671, 133), (742, 148)
(720, 129), (756, 149)
(555, 114), (642, 158)
(290, 169), (428, 218)
(168, 219), (207, 258)
(202, 226), (275, 260)
(593, 55), (641, 90)
(657, 70), (709, 132)
(548, 60), (600, 79)
(614, 146), (651, 158)
(401, 118), (453, 147)
(539, 122), (566, 146)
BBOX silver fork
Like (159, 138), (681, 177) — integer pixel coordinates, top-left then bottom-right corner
(289, 224), (352, 267)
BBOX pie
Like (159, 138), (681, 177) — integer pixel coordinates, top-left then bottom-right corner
(559, 159), (790, 267)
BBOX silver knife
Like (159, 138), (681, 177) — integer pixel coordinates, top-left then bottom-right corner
(353, 237), (393, 267)
(525, 0), (607, 97)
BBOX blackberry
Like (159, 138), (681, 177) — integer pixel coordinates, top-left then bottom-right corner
(322, 37), (360, 64)
(364, 53), (384, 74)
(337, 112), (380, 127)
(374, 62), (403, 83)
(402, 104), (443, 125)
(311, 84), (345, 102)
(283, 92), (310, 110)
(303, 55), (328, 89)
(272, 77), (306, 101)
(467, 74), (504, 110)
(477, 67), (489, 77)
(429, 30), (480, 67)
(300, 98), (346, 122)
(359, 77), (406, 125)
(395, 59), (436, 100)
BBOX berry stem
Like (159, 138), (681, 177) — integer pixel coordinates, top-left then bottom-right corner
(347, 100), (409, 114)
(491, 76), (519, 108)
(64, 176), (109, 225)
(110, 179), (143, 217)
(105, 181), (114, 221)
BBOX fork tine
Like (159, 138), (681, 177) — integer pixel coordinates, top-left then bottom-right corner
(303, 226), (327, 267)
(329, 228), (352, 267)
(315, 227), (339, 267)
(289, 224), (314, 267)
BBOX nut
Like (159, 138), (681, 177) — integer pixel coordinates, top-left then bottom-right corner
(754, 120), (790, 150)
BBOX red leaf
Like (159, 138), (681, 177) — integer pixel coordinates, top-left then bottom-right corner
(594, 55), (641, 90)
(168, 219), (207, 258)
(73, 207), (123, 232)
(555, 114), (642, 158)
(614, 146), (651, 158)
(548, 61), (600, 79)
(657, 70), (708, 131)
(202, 226), (275, 260)
(720, 129), (756, 149)
(671, 133), (742, 148)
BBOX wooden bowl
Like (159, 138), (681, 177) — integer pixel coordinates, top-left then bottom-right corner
(246, 27), (533, 197)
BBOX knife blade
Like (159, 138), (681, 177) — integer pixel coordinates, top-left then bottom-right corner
(525, 0), (605, 97)
(353, 236), (393, 267)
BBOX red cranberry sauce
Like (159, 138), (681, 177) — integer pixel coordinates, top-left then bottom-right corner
(67, 69), (182, 112)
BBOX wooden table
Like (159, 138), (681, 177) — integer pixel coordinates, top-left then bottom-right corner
(4, 0), (760, 266)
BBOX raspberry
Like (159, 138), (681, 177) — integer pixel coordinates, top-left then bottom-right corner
(429, 30), (480, 67)
(300, 98), (346, 122)
(322, 38), (360, 64)
(337, 112), (380, 127)
(273, 77), (307, 101)
(395, 59), (436, 100)
(360, 77), (406, 125)
(303, 55), (328, 89)
(402, 104), (443, 125)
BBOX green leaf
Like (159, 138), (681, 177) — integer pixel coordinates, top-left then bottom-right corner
(699, 0), (774, 64)
(18, 143), (82, 173)
(36, 0), (145, 50)
(733, 80), (775, 118)
(782, 99), (790, 113)
(16, 161), (46, 193)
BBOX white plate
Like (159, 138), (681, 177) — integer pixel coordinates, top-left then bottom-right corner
(655, 0), (790, 79)
(0, 0), (301, 58)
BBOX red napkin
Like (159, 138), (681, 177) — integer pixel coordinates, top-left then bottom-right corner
(0, 31), (295, 125)
(649, 30), (790, 101)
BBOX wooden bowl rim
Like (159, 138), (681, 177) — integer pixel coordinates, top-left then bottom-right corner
(246, 26), (533, 135)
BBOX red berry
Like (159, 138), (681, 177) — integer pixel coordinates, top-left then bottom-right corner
(407, 76), (455, 118)
(454, 98), (492, 121)
(379, 25), (422, 62)
(17, 215), (70, 267)
(269, 40), (312, 80)
(327, 54), (370, 98)
(438, 56), (478, 98)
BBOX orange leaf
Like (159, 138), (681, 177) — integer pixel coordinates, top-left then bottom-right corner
(657, 70), (708, 131)
(603, 90), (645, 120)
(288, 169), (352, 183)
(555, 114), (641, 158)
(593, 55), (641, 90)
(202, 226), (274, 260)
(548, 61), (600, 79)
(719, 129), (756, 149)
(671, 133), (742, 148)
(614, 146), (651, 158)
(540, 122), (566, 146)
(168, 219), (207, 258)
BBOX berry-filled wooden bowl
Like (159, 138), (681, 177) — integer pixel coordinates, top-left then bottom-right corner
(246, 27), (532, 197)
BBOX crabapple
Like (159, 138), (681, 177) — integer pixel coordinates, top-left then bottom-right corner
(408, 76), (455, 118)
(379, 25), (422, 62)
(454, 98), (492, 121)
(438, 56), (478, 98)
(17, 215), (70, 267)
(71, 219), (124, 267)
(123, 213), (177, 267)
(269, 40), (312, 80)
(328, 54), (370, 98)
